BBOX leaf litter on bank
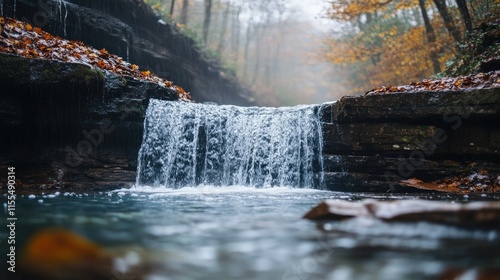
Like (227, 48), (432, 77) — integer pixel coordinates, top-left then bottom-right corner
(0, 17), (191, 101)
(365, 71), (500, 95)
(401, 169), (500, 194)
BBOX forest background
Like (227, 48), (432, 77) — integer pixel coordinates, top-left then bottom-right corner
(145, 0), (500, 106)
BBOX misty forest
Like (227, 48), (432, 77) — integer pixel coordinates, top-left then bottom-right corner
(145, 0), (498, 104)
(0, 0), (499, 280)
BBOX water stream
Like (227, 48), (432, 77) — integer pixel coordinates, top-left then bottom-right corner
(1, 100), (499, 279)
(137, 100), (323, 189)
(57, 0), (67, 37)
(3, 190), (500, 280)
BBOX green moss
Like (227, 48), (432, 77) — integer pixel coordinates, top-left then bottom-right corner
(0, 53), (31, 84)
(0, 53), (104, 89)
(71, 66), (104, 86)
(444, 7), (500, 76)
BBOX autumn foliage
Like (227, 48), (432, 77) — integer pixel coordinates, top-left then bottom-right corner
(325, 0), (499, 95)
(326, 22), (453, 94)
(366, 71), (500, 94)
(0, 17), (191, 101)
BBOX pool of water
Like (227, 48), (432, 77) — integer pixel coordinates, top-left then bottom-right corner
(2, 187), (500, 280)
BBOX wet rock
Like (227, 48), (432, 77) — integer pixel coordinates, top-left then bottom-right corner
(304, 199), (500, 226)
(322, 123), (439, 155)
(319, 88), (500, 193)
(323, 155), (464, 177)
(322, 88), (500, 124)
(321, 172), (436, 193)
(0, 53), (175, 190)
(6, 0), (255, 105)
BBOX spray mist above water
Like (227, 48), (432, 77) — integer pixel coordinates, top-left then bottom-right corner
(136, 100), (323, 188)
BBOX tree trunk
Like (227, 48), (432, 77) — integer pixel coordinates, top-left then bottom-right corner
(231, 7), (241, 64)
(419, 0), (436, 42)
(179, 0), (188, 25)
(202, 0), (213, 44)
(243, 22), (254, 79)
(432, 0), (462, 42)
(264, 37), (271, 86)
(455, 0), (473, 35)
(418, 0), (441, 73)
(169, 0), (175, 17)
(217, 3), (230, 55)
(251, 26), (262, 84)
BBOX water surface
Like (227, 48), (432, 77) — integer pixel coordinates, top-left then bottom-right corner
(2, 187), (500, 280)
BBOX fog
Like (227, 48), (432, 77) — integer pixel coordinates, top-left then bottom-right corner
(152, 0), (345, 106)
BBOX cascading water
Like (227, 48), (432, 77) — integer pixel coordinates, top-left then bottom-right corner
(124, 39), (130, 61)
(57, 0), (68, 37)
(136, 100), (323, 188)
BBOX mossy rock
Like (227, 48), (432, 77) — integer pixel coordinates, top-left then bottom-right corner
(0, 53), (104, 89)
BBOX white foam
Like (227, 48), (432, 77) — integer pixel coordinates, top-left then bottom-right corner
(136, 100), (323, 189)
(113, 184), (328, 195)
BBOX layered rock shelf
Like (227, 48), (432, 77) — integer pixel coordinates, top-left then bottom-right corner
(1, 0), (254, 105)
(0, 52), (177, 190)
(318, 88), (500, 192)
(1, 51), (499, 191)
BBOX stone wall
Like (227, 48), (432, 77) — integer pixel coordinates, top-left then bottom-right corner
(319, 88), (500, 192)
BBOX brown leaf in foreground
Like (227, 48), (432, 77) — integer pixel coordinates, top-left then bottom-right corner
(19, 228), (114, 280)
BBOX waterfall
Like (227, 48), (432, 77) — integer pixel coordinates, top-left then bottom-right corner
(124, 40), (130, 61)
(63, 1), (68, 37)
(57, 0), (68, 37)
(136, 100), (323, 189)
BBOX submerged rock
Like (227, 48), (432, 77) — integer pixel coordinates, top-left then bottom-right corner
(304, 199), (500, 226)
(439, 268), (500, 280)
(17, 228), (148, 280)
(19, 228), (114, 280)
